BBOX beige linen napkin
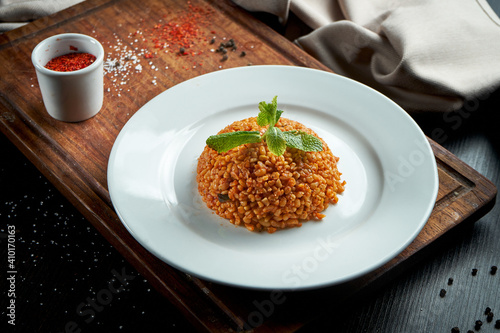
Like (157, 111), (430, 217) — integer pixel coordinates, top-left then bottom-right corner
(233, 0), (500, 112)
(0, 0), (84, 33)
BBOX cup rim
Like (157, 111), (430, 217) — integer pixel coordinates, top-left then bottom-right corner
(31, 33), (104, 76)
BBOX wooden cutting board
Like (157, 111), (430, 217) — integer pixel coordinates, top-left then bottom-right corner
(0, 0), (496, 331)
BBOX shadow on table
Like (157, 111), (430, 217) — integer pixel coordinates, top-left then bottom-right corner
(412, 87), (500, 159)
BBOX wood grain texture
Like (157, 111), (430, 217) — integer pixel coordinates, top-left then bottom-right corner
(0, 0), (496, 331)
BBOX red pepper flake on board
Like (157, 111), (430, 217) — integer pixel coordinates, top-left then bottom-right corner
(136, 3), (214, 59)
(131, 3), (246, 65)
(45, 52), (96, 72)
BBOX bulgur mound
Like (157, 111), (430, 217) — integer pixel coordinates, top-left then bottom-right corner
(196, 117), (345, 233)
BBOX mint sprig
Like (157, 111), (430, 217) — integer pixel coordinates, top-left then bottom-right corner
(206, 96), (323, 156)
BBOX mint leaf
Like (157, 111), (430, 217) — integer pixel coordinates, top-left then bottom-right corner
(275, 109), (284, 124)
(257, 96), (279, 127)
(264, 126), (286, 156)
(206, 131), (261, 152)
(282, 130), (323, 152)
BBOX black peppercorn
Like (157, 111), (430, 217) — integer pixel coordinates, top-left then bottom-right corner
(487, 312), (494, 322)
(217, 193), (230, 203)
(440, 289), (447, 297)
(475, 320), (483, 330)
(495, 319), (500, 329)
(491, 266), (498, 275)
(451, 327), (460, 333)
(472, 268), (478, 276)
(486, 307), (492, 315)
(448, 278), (454, 285)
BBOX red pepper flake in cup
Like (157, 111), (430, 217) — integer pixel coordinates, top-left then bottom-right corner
(45, 52), (96, 72)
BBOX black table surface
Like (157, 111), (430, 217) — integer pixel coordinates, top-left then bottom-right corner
(2, 15), (500, 333)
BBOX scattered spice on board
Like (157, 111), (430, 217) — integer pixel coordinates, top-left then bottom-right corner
(149, 5), (213, 54)
(133, 4), (214, 61)
(128, 3), (249, 68)
(101, 32), (144, 97)
(94, 3), (253, 98)
(45, 52), (96, 72)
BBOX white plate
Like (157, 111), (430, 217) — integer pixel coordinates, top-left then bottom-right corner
(108, 65), (438, 290)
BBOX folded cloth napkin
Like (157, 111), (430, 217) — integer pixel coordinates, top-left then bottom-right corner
(0, 0), (84, 33)
(233, 0), (500, 112)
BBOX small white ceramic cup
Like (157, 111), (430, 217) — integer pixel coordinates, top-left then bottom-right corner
(32, 33), (104, 122)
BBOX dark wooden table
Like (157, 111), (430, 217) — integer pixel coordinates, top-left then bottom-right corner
(1, 1), (498, 332)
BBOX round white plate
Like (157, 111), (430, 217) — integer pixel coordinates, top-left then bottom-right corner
(108, 65), (438, 290)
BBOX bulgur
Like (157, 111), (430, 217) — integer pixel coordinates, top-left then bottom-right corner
(196, 117), (345, 233)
